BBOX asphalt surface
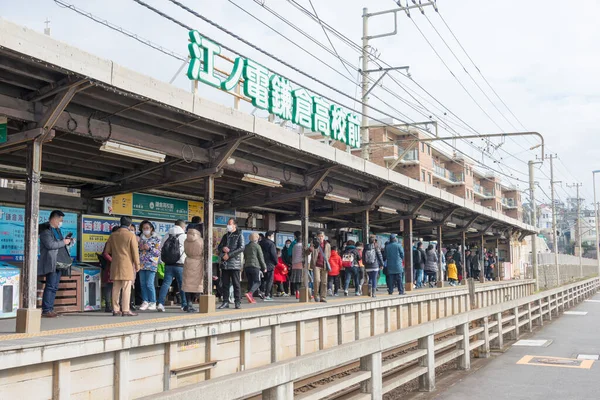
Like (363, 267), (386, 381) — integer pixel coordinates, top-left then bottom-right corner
(430, 293), (600, 400)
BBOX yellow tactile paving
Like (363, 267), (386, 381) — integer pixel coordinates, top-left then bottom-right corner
(0, 295), (359, 342)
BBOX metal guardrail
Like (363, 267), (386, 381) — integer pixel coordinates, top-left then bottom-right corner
(145, 278), (599, 400)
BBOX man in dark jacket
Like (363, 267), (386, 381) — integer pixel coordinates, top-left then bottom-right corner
(384, 234), (405, 295)
(217, 218), (245, 309)
(413, 241), (426, 288)
(38, 210), (75, 318)
(342, 240), (362, 296)
(364, 235), (385, 297)
(259, 230), (278, 300)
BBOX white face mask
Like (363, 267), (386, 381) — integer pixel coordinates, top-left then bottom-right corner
(227, 224), (234, 233)
(143, 230), (151, 236)
(57, 221), (63, 229)
(285, 244), (290, 248)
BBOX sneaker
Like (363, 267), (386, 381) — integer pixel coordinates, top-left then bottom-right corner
(245, 292), (256, 304)
(187, 306), (197, 313)
(344, 290), (348, 296)
(257, 292), (265, 300)
(282, 293), (290, 297)
(157, 304), (165, 312)
(315, 296), (320, 303)
(235, 302), (241, 309)
(320, 298), (327, 303)
(218, 302), (229, 309)
(295, 291), (300, 299)
(327, 289), (333, 296)
(372, 294), (376, 298)
(139, 301), (149, 311)
(148, 302), (157, 311)
(264, 296), (274, 302)
(334, 292), (339, 297)
(182, 305), (188, 312)
(355, 292), (360, 296)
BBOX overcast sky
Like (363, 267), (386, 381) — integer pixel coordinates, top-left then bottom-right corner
(2, 0), (598, 208)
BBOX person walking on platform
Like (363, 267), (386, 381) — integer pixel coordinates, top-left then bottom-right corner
(182, 225), (204, 312)
(471, 250), (481, 280)
(157, 220), (188, 312)
(38, 210), (76, 318)
(289, 231), (305, 298)
(138, 221), (161, 311)
(425, 244), (438, 287)
(282, 239), (293, 294)
(342, 240), (362, 296)
(327, 246), (342, 296)
(413, 241), (426, 288)
(244, 232), (267, 304)
(309, 231), (331, 303)
(104, 216), (141, 317)
(384, 234), (405, 295)
(259, 231), (278, 301)
(217, 218), (245, 309)
(447, 255), (458, 286)
(364, 235), (385, 297)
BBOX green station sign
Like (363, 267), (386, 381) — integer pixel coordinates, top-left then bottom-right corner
(186, 31), (361, 149)
(0, 116), (7, 144)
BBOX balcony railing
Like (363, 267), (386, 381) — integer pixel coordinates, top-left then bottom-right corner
(502, 197), (517, 208)
(396, 146), (419, 162)
(474, 183), (495, 198)
(433, 162), (464, 184)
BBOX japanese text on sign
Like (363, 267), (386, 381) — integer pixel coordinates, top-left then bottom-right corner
(186, 31), (361, 149)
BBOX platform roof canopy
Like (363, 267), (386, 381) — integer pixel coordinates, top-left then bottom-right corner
(0, 19), (535, 241)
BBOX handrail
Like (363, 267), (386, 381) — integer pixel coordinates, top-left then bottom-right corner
(144, 277), (598, 400)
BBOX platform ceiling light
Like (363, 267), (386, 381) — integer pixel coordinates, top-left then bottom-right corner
(100, 141), (166, 163)
(416, 215), (432, 222)
(485, 231), (494, 236)
(378, 206), (398, 215)
(324, 194), (351, 204)
(242, 174), (282, 188)
(445, 222), (457, 228)
(467, 228), (478, 233)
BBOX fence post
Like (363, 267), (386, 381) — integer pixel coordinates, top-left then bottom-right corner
(418, 334), (435, 391)
(477, 316), (490, 358)
(526, 302), (533, 332)
(546, 296), (552, 321)
(262, 382), (294, 400)
(492, 312), (503, 350)
(538, 299), (544, 326)
(512, 307), (520, 340)
(456, 322), (470, 370)
(360, 351), (383, 397)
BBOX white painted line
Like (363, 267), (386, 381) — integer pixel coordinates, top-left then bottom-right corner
(514, 340), (552, 347)
(564, 311), (588, 315)
(577, 354), (599, 360)
(585, 300), (600, 303)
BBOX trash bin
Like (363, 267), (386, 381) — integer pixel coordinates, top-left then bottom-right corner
(72, 263), (102, 312)
(0, 261), (20, 318)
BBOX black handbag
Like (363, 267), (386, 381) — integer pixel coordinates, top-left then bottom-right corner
(56, 246), (73, 271)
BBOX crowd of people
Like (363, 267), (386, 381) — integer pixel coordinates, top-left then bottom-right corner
(36, 210), (498, 318)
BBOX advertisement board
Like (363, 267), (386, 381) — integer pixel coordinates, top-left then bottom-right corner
(0, 206), (78, 262)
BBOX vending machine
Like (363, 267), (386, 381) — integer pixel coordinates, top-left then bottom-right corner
(0, 261), (20, 318)
(72, 263), (102, 312)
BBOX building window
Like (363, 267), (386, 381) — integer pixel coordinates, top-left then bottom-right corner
(427, 145), (431, 155)
(422, 170), (426, 182)
(428, 172), (432, 184)
(422, 143), (425, 152)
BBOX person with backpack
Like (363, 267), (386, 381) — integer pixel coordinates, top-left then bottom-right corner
(137, 220), (161, 311)
(309, 231), (331, 303)
(384, 234), (405, 295)
(157, 220), (188, 312)
(413, 241), (426, 288)
(217, 218), (245, 309)
(104, 216), (141, 316)
(327, 245), (342, 297)
(342, 240), (362, 296)
(364, 235), (385, 298)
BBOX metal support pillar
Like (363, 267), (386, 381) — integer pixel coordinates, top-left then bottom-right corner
(529, 160), (539, 291)
(437, 226), (444, 287)
(593, 170), (600, 278)
(461, 231), (467, 284)
(403, 219), (414, 292)
(16, 140), (43, 333)
(548, 155), (560, 285)
(200, 175), (215, 313)
(360, 7), (370, 160)
(362, 210), (370, 296)
(299, 197), (311, 302)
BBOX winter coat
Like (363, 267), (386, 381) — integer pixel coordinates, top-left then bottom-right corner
(291, 242), (305, 268)
(310, 241), (331, 269)
(342, 245), (361, 268)
(104, 227), (141, 281)
(328, 250), (342, 276)
(471, 253), (481, 271)
(425, 249), (438, 272)
(282, 244), (293, 266)
(274, 257), (288, 283)
(160, 225), (187, 265)
(182, 228), (204, 293)
(217, 230), (245, 271)
(364, 243), (385, 272)
(447, 261), (458, 280)
(244, 241), (267, 271)
(37, 222), (70, 276)
(384, 240), (404, 274)
(139, 232), (161, 272)
(259, 238), (278, 271)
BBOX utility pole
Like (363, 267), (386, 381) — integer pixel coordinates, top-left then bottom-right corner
(547, 154), (561, 285)
(529, 160), (542, 291)
(568, 183), (583, 277)
(593, 170), (600, 278)
(360, 2), (435, 161)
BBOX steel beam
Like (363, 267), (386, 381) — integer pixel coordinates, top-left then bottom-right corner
(0, 128), (54, 150)
(221, 190), (316, 211)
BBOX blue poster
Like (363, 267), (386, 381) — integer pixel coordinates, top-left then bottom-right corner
(275, 232), (295, 249)
(0, 206), (78, 262)
(215, 211), (235, 226)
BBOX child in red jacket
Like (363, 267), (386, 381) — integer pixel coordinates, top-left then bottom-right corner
(327, 246), (342, 296)
(274, 248), (289, 297)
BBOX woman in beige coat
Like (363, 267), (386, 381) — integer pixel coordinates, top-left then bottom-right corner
(182, 226), (204, 313)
